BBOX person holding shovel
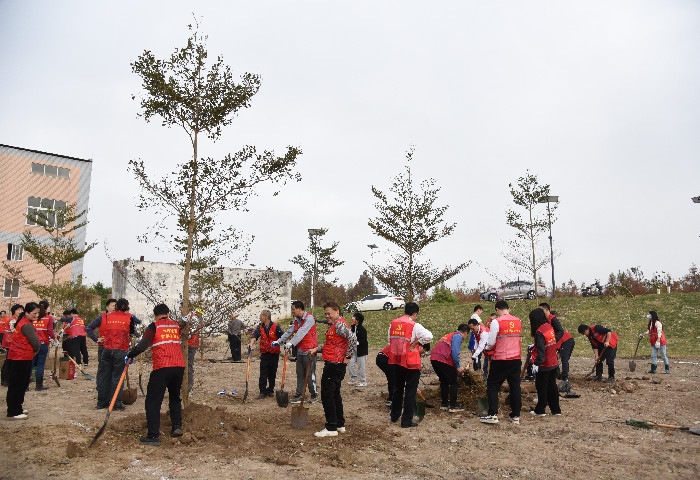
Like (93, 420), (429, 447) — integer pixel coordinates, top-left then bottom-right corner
(272, 300), (319, 404)
(126, 304), (186, 446)
(31, 300), (56, 390)
(639, 311), (669, 374)
(307, 301), (357, 437)
(577, 323), (618, 382)
(247, 310), (284, 399)
(528, 308), (562, 417)
(430, 324), (470, 412)
(5, 302), (40, 420)
(539, 303), (575, 381)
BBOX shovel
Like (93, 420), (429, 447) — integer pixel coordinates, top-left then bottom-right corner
(586, 346), (608, 378)
(89, 364), (129, 447)
(66, 354), (95, 380)
(50, 344), (61, 387)
(122, 369), (138, 405)
(276, 349), (289, 408)
(242, 346), (251, 403)
(291, 355), (313, 428)
(625, 419), (700, 435)
(138, 353), (145, 395)
(629, 336), (642, 372)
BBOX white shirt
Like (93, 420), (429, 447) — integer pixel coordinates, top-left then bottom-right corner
(470, 313), (483, 324)
(485, 317), (501, 351)
(472, 328), (489, 359)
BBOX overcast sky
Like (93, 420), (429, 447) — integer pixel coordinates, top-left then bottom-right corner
(1, 1), (699, 293)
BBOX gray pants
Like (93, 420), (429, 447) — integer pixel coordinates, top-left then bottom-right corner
(187, 347), (197, 389)
(651, 344), (669, 366)
(295, 353), (317, 398)
(348, 353), (367, 383)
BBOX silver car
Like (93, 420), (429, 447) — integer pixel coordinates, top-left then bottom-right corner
(480, 279), (547, 302)
(345, 294), (405, 313)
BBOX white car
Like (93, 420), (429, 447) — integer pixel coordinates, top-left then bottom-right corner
(345, 294), (405, 313)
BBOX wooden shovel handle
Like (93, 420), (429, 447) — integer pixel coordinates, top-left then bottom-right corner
(109, 364), (129, 411)
(281, 349), (288, 388)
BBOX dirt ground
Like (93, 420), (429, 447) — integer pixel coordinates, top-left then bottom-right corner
(1, 340), (699, 480)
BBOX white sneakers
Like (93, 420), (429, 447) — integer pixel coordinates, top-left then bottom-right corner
(530, 411), (546, 417)
(356, 382), (367, 387)
(8, 414), (28, 420)
(511, 416), (520, 425)
(314, 428), (339, 437)
(480, 415), (499, 424)
(336, 427), (346, 433)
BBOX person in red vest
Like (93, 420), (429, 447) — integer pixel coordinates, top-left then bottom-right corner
(528, 308), (562, 417)
(0, 310), (9, 347)
(467, 318), (493, 382)
(1, 304), (23, 387)
(65, 308), (88, 372)
(639, 311), (669, 374)
(89, 298), (117, 363)
(577, 323), (619, 382)
(89, 298), (138, 410)
(430, 324), (470, 412)
(388, 302), (433, 428)
(481, 300), (522, 425)
(308, 301), (357, 437)
(126, 303), (186, 446)
(539, 303), (575, 381)
(31, 300), (56, 389)
(247, 310), (284, 399)
(5, 302), (40, 420)
(375, 344), (395, 407)
(272, 300), (319, 404)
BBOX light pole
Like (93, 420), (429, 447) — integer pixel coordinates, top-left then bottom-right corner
(538, 195), (559, 298)
(692, 196), (700, 204)
(367, 244), (378, 293)
(308, 228), (323, 313)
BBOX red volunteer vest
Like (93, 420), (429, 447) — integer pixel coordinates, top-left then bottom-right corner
(430, 331), (458, 367)
(475, 324), (494, 357)
(380, 345), (390, 357)
(493, 314), (522, 361)
(97, 313), (107, 345)
(259, 323), (280, 354)
(102, 311), (132, 351)
(588, 325), (618, 349)
(536, 323), (558, 368)
(322, 317), (349, 363)
(32, 316), (51, 344)
(1, 316), (16, 348)
(62, 319), (71, 337)
(69, 317), (86, 338)
(649, 323), (667, 346)
(8, 317), (36, 361)
(547, 314), (573, 349)
(151, 318), (186, 370)
(388, 315), (421, 369)
(293, 313), (318, 352)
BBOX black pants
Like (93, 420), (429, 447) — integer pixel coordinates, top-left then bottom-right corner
(97, 345), (104, 363)
(595, 346), (616, 378)
(96, 348), (127, 408)
(0, 358), (8, 385)
(145, 366), (184, 438)
(69, 336), (88, 365)
(5, 359), (32, 417)
(534, 367), (561, 414)
(320, 361), (346, 431)
(486, 359), (522, 418)
(431, 360), (458, 407)
(390, 365), (420, 427)
(375, 353), (395, 399)
(259, 352), (279, 395)
(558, 338), (575, 379)
(228, 334), (241, 361)
(62, 334), (71, 354)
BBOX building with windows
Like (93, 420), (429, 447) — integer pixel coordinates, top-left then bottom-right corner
(0, 144), (92, 308)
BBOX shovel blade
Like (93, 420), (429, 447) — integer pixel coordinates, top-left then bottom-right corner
(243, 381), (249, 403)
(629, 360), (636, 372)
(291, 406), (309, 428)
(89, 414), (110, 447)
(276, 390), (289, 408)
(477, 396), (489, 416)
(689, 427), (700, 436)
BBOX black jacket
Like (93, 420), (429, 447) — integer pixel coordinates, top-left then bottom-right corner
(352, 324), (368, 357)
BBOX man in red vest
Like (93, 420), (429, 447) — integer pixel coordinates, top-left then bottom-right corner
(430, 324), (470, 412)
(126, 303), (186, 446)
(538, 303), (575, 381)
(481, 300), (522, 425)
(388, 302), (433, 428)
(87, 298), (117, 364)
(88, 298), (138, 410)
(578, 323), (618, 382)
(65, 309), (89, 371)
(273, 300), (319, 404)
(247, 310), (284, 399)
(1, 304), (23, 387)
(467, 318), (493, 382)
(308, 301), (357, 437)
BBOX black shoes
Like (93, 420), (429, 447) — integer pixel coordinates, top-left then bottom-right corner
(401, 422), (419, 428)
(139, 436), (160, 446)
(171, 427), (183, 437)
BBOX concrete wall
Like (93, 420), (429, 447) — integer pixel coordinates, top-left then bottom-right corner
(112, 259), (292, 326)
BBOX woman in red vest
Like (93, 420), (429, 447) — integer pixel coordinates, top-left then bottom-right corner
(639, 311), (669, 374)
(1, 304), (23, 387)
(5, 302), (40, 420)
(529, 308), (561, 417)
(247, 310), (284, 399)
(32, 300), (56, 390)
(126, 303), (186, 446)
(308, 301), (357, 438)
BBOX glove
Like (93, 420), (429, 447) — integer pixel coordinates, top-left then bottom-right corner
(284, 342), (293, 350)
(531, 365), (539, 374)
(655, 341), (661, 349)
(270, 341), (279, 348)
(124, 355), (133, 365)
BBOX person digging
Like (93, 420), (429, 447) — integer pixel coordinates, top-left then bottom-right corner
(126, 304), (187, 446)
(577, 324), (619, 383)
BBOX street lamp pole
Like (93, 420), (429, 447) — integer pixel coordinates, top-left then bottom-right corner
(308, 228), (323, 314)
(367, 244), (378, 293)
(538, 195), (559, 298)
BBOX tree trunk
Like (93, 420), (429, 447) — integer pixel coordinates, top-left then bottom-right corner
(529, 206), (538, 303)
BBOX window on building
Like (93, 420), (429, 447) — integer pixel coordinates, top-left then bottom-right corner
(26, 197), (68, 228)
(6, 244), (23, 261)
(30, 162), (70, 180)
(3, 278), (20, 298)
